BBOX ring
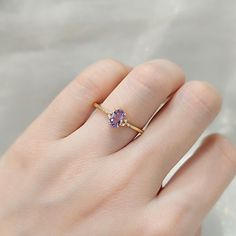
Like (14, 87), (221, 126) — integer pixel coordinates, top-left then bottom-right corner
(93, 103), (144, 135)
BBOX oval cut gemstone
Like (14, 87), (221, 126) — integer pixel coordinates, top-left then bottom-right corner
(109, 109), (126, 128)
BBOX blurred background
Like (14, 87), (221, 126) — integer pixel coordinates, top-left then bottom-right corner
(0, 0), (235, 235)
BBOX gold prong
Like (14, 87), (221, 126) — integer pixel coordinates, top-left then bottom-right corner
(93, 103), (144, 135)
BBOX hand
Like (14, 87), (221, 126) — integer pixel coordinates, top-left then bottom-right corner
(0, 59), (235, 236)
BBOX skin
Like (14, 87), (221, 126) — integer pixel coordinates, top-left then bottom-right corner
(0, 59), (235, 236)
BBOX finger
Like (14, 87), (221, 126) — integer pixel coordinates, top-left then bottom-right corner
(145, 134), (236, 236)
(27, 59), (131, 139)
(75, 59), (185, 156)
(123, 81), (222, 196)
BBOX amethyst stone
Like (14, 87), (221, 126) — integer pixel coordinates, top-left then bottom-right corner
(109, 109), (126, 128)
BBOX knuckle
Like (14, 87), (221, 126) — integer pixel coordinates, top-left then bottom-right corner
(93, 58), (130, 76)
(73, 71), (101, 97)
(135, 60), (177, 80)
(97, 58), (127, 69)
(181, 81), (222, 117)
(130, 60), (185, 95)
(72, 58), (129, 97)
(130, 63), (169, 95)
(151, 59), (186, 81)
(135, 62), (163, 77)
(205, 134), (236, 167)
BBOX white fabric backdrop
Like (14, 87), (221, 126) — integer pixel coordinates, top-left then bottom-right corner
(0, 0), (236, 235)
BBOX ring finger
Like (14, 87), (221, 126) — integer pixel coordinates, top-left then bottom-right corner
(73, 59), (185, 156)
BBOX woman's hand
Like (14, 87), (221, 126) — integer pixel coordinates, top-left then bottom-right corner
(0, 59), (235, 236)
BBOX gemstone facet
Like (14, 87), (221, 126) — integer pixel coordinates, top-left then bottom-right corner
(108, 109), (126, 128)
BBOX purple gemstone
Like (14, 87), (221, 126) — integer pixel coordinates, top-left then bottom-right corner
(109, 109), (126, 128)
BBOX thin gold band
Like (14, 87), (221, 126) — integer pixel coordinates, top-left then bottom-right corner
(93, 103), (144, 135)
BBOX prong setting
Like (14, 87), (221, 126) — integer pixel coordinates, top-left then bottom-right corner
(108, 109), (126, 128)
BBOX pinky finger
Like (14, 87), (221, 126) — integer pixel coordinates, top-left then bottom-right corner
(145, 134), (236, 236)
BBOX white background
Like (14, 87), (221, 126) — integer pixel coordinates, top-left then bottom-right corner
(0, 0), (235, 235)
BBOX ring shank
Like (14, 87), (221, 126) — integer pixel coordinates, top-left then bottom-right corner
(126, 122), (144, 134)
(94, 103), (110, 115)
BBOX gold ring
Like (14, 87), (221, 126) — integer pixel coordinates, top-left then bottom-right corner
(93, 103), (144, 135)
